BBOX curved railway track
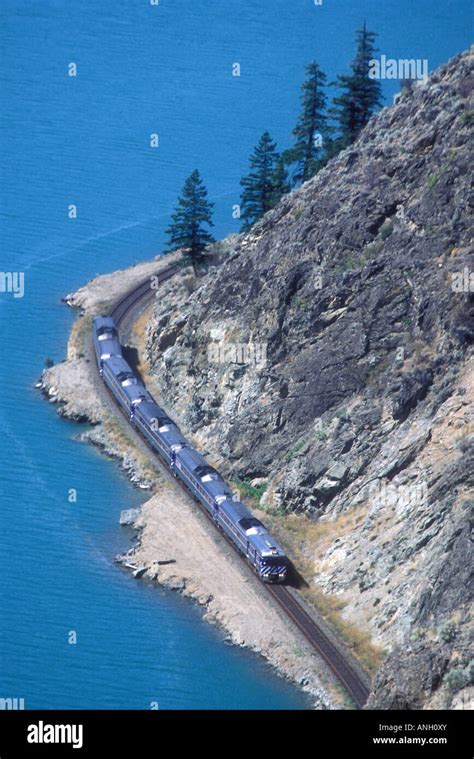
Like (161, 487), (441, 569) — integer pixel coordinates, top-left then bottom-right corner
(105, 263), (370, 709)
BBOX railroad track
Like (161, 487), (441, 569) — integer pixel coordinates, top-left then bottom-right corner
(267, 585), (370, 708)
(110, 264), (177, 325)
(105, 262), (371, 709)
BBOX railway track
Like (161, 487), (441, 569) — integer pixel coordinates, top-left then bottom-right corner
(267, 585), (370, 708)
(110, 264), (177, 325)
(105, 262), (371, 709)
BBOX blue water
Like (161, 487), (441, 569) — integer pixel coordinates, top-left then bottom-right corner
(0, 1), (471, 710)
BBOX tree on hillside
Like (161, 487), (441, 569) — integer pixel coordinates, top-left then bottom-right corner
(270, 156), (291, 208)
(165, 170), (214, 270)
(240, 131), (284, 231)
(283, 62), (329, 183)
(331, 22), (383, 149)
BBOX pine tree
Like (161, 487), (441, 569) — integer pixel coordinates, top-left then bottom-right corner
(165, 170), (214, 268)
(240, 131), (280, 231)
(270, 157), (291, 207)
(286, 62), (328, 183)
(332, 23), (383, 148)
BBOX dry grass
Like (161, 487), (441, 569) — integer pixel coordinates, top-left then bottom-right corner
(263, 509), (385, 673)
(128, 302), (160, 388)
(68, 313), (94, 359)
(103, 418), (163, 488)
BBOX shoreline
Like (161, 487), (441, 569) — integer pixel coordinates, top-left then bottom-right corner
(38, 257), (348, 710)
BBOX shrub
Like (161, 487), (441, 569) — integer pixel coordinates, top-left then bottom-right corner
(445, 668), (469, 692)
(44, 357), (54, 369)
(380, 221), (394, 240)
(234, 478), (267, 502)
(439, 621), (457, 643)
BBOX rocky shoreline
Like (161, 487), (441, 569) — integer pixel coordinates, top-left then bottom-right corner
(37, 258), (346, 710)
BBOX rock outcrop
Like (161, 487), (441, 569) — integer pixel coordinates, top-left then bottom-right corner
(144, 50), (474, 709)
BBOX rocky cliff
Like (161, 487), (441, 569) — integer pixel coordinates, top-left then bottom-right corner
(143, 50), (473, 709)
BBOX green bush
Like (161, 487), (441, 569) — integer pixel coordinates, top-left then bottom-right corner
(380, 221), (394, 240)
(234, 478), (267, 501)
(439, 621), (457, 643)
(445, 668), (469, 692)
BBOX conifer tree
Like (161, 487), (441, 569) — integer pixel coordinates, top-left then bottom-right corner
(270, 156), (291, 207)
(332, 23), (383, 148)
(285, 62), (328, 183)
(240, 131), (280, 231)
(165, 170), (214, 268)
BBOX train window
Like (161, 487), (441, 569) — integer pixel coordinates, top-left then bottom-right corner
(194, 464), (218, 480)
(97, 328), (117, 341)
(238, 517), (263, 531)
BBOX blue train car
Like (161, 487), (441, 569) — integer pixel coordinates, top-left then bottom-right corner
(216, 500), (287, 582)
(102, 356), (150, 418)
(133, 400), (188, 467)
(92, 316), (122, 367)
(173, 446), (233, 513)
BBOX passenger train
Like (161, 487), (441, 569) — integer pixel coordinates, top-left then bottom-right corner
(93, 316), (288, 583)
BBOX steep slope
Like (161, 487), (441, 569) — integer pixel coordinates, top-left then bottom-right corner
(144, 50), (473, 709)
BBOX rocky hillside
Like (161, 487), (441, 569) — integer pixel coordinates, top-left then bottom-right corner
(144, 50), (473, 709)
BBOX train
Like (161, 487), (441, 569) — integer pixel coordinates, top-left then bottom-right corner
(93, 316), (289, 583)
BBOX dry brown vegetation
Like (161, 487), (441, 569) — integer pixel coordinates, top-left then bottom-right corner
(262, 508), (386, 673)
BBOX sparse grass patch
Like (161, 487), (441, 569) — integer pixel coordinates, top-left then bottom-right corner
(361, 239), (384, 261)
(102, 418), (162, 487)
(293, 205), (305, 220)
(263, 507), (384, 673)
(427, 172), (440, 189)
(68, 313), (94, 358)
(284, 439), (307, 461)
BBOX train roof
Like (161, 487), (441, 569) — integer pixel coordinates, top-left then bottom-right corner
(219, 498), (252, 524)
(93, 315), (117, 331)
(247, 530), (287, 559)
(155, 423), (188, 450)
(175, 445), (209, 473)
(95, 340), (122, 360)
(134, 400), (168, 425)
(135, 401), (186, 445)
(93, 317), (122, 359)
(123, 384), (150, 404)
(104, 356), (136, 377)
